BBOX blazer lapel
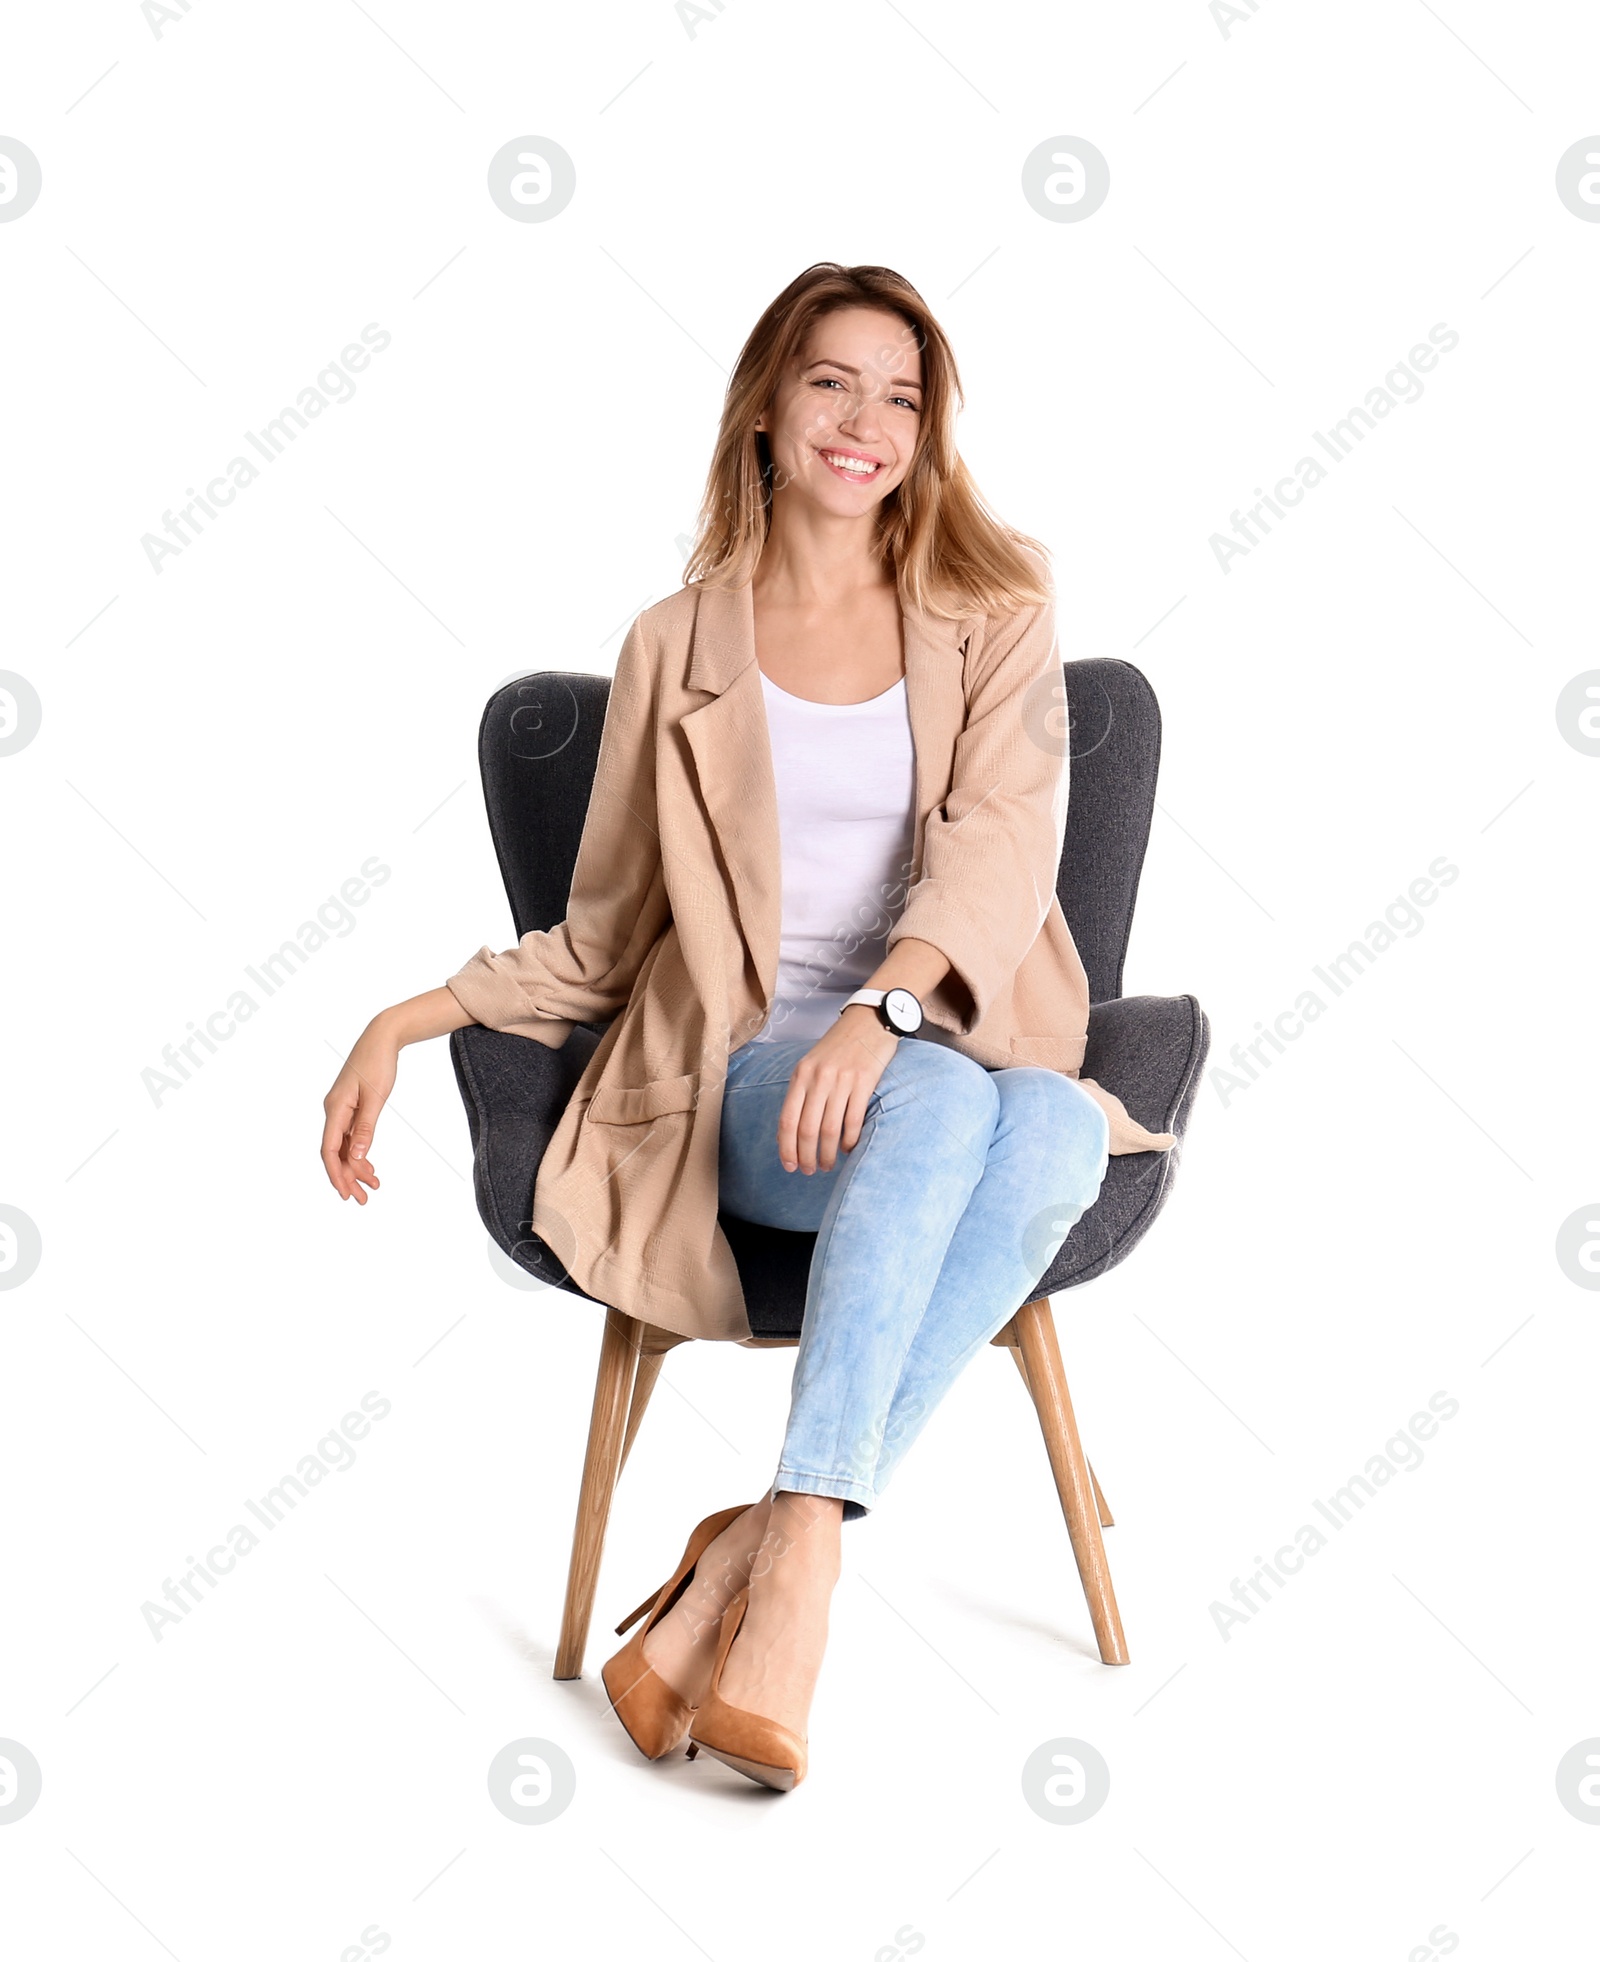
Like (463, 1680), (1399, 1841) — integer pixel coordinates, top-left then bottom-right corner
(680, 578), (971, 1019)
(681, 583), (782, 1011)
(899, 598), (971, 884)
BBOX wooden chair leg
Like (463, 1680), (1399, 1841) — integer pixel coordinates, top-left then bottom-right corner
(554, 1306), (642, 1680)
(1012, 1297), (1130, 1666)
(617, 1349), (665, 1479)
(1005, 1337), (1115, 1529)
(616, 1326), (690, 1479)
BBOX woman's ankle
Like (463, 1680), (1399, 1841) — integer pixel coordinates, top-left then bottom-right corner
(767, 1489), (845, 1536)
(754, 1491), (844, 1586)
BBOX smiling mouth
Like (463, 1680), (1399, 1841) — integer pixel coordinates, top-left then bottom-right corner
(815, 447), (884, 481)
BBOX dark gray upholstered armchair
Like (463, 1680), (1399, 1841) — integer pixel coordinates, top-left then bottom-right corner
(449, 657), (1210, 1676)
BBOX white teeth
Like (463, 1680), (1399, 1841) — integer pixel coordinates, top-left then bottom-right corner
(823, 452), (877, 474)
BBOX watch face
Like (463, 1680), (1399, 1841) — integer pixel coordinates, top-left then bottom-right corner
(883, 987), (923, 1034)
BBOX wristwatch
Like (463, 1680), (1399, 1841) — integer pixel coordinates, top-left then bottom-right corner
(839, 986), (924, 1037)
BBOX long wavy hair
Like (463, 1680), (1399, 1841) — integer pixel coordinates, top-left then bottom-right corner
(682, 262), (1052, 621)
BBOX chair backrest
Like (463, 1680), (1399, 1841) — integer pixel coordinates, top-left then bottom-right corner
(476, 656), (1160, 1009)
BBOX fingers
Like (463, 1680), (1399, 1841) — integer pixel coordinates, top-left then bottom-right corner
(779, 1074), (862, 1173)
(329, 1131), (381, 1202)
(777, 1035), (895, 1174)
(346, 1142), (381, 1201)
(840, 1078), (872, 1155)
(322, 1072), (386, 1201)
(343, 1080), (385, 1200)
(810, 1082), (854, 1173)
(346, 1119), (377, 1179)
(320, 1091), (358, 1196)
(776, 1077), (804, 1174)
(788, 1076), (833, 1175)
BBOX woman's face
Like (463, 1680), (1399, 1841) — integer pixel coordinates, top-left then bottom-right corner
(756, 306), (924, 518)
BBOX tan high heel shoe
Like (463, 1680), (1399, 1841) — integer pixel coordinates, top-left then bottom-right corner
(600, 1504), (755, 1761)
(684, 1586), (808, 1791)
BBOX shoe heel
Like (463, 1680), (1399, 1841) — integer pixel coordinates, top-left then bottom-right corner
(614, 1589), (658, 1637)
(599, 1501), (760, 1761)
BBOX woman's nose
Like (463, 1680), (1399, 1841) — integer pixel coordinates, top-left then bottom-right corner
(838, 393), (881, 437)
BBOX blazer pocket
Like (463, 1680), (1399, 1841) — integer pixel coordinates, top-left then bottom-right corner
(1009, 1032), (1088, 1072)
(585, 1069), (702, 1126)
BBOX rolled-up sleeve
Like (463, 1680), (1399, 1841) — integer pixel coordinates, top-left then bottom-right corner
(446, 612), (670, 1034)
(887, 585), (1067, 1037)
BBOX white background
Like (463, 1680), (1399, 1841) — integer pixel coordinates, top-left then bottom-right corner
(4, 1), (1597, 1956)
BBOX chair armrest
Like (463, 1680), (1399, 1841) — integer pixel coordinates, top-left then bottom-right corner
(1082, 994), (1210, 1145)
(448, 1022), (602, 1287)
(1024, 994), (1210, 1293)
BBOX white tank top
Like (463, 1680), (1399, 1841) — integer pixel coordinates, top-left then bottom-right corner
(748, 667), (917, 1045)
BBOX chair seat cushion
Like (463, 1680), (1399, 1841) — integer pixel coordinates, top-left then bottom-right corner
(1041, 993), (1209, 1294)
(451, 992), (1209, 1339)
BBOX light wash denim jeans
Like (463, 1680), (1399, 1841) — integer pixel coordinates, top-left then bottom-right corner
(717, 1034), (1111, 1520)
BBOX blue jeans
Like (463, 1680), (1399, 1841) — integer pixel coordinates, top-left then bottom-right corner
(717, 1035), (1111, 1520)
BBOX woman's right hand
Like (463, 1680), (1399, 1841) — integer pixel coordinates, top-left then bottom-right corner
(322, 1015), (402, 1203)
(321, 984), (564, 1204)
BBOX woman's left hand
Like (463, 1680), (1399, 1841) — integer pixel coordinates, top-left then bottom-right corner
(778, 1006), (900, 1174)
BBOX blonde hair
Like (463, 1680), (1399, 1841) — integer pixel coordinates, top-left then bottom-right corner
(682, 262), (1052, 621)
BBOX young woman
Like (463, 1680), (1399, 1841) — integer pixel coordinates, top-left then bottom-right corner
(321, 263), (1172, 1794)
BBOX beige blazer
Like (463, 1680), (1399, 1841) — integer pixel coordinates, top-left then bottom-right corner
(447, 565), (1175, 1344)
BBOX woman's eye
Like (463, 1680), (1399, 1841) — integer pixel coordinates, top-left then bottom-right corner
(811, 376), (918, 412)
